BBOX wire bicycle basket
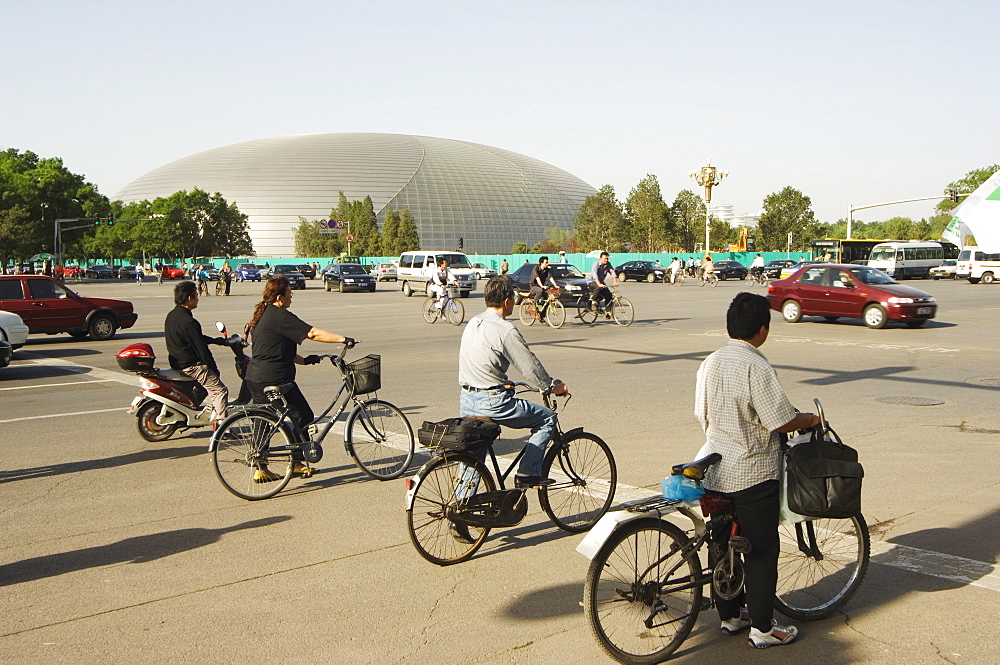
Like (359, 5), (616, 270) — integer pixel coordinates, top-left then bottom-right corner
(346, 354), (381, 395)
(447, 285), (460, 300)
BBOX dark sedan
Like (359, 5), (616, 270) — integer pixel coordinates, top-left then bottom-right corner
(509, 263), (589, 304)
(85, 264), (115, 279)
(296, 264), (317, 279)
(272, 264), (307, 289)
(323, 263), (376, 292)
(615, 260), (667, 283)
(766, 264), (937, 329)
(712, 260), (748, 280)
(762, 260), (798, 280)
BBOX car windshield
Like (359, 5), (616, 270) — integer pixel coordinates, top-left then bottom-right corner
(941, 260), (956, 266)
(869, 249), (894, 261)
(240, 264), (258, 270)
(551, 264), (584, 278)
(274, 265), (296, 272)
(851, 267), (897, 285)
(341, 265), (367, 275)
(434, 254), (471, 269)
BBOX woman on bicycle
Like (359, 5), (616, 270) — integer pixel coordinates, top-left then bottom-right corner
(245, 275), (355, 481)
(701, 254), (715, 284)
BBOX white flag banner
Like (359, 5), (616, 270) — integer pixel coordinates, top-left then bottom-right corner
(945, 170), (1000, 249)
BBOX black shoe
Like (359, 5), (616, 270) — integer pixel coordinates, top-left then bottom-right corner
(514, 475), (556, 489)
(449, 522), (476, 545)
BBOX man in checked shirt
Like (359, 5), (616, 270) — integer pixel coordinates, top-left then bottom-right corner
(694, 292), (820, 649)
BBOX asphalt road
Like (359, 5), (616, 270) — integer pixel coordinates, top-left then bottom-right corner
(1, 275), (998, 664)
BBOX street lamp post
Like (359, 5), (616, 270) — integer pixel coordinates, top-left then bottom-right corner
(689, 160), (729, 253)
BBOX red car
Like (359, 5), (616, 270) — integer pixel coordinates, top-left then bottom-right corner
(766, 263), (937, 329)
(0, 275), (138, 340)
(160, 264), (185, 279)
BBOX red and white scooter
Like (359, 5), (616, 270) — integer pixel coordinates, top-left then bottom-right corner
(117, 322), (249, 442)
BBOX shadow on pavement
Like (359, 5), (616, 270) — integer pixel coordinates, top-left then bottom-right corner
(777, 362), (1000, 393)
(0, 516), (291, 586)
(0, 445), (205, 484)
(17, 346), (102, 357)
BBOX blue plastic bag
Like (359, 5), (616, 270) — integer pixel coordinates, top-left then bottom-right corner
(661, 475), (705, 502)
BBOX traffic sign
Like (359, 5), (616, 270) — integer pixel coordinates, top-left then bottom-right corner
(345, 233), (355, 242)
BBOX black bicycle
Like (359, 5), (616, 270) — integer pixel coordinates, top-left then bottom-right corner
(210, 341), (415, 500)
(406, 384), (617, 565)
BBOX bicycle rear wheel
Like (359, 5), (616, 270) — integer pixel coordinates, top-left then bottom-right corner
(407, 454), (496, 565)
(212, 412), (296, 500)
(539, 432), (617, 532)
(447, 298), (465, 325)
(519, 300), (536, 325)
(774, 514), (870, 620)
(345, 399), (415, 480)
(612, 298), (634, 327)
(421, 297), (440, 323)
(585, 518), (702, 664)
(546, 300), (566, 328)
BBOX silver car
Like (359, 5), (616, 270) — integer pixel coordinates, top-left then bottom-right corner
(372, 263), (397, 281)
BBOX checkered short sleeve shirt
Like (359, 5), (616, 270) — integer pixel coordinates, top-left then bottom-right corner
(694, 339), (798, 493)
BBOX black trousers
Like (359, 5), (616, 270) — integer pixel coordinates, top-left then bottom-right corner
(247, 380), (314, 435)
(709, 479), (780, 631)
(588, 282), (611, 307)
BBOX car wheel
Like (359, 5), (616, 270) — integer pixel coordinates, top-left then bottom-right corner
(646, 273), (656, 283)
(932, 276), (939, 280)
(969, 277), (980, 284)
(339, 281), (345, 293)
(402, 281), (413, 297)
(513, 291), (523, 305)
(325, 280), (332, 292)
(781, 300), (802, 323)
(88, 315), (117, 340)
(719, 274), (727, 280)
(981, 272), (995, 284)
(617, 272), (627, 281)
(863, 304), (888, 329)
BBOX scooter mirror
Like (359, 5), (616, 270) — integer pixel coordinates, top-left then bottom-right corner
(215, 321), (226, 333)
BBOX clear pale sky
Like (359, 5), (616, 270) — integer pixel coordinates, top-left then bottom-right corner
(2, 0), (996, 224)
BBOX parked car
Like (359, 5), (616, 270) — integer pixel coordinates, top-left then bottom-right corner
(159, 264), (184, 279)
(235, 263), (263, 282)
(761, 260), (799, 280)
(615, 260), (666, 283)
(323, 263), (376, 292)
(296, 264), (317, 279)
(0, 275), (138, 340)
(712, 260), (749, 280)
(272, 264), (307, 290)
(470, 262), (498, 280)
(85, 264), (115, 279)
(929, 259), (958, 280)
(195, 265), (220, 281)
(509, 263), (589, 304)
(0, 309), (30, 349)
(766, 264), (937, 329)
(118, 265), (138, 279)
(371, 263), (398, 281)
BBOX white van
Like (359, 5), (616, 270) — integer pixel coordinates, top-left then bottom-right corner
(867, 241), (949, 279)
(397, 251), (477, 298)
(956, 247), (1000, 284)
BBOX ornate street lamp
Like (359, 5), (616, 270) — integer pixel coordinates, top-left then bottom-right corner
(688, 160), (728, 252)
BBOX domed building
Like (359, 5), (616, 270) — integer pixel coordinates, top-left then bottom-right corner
(113, 133), (596, 257)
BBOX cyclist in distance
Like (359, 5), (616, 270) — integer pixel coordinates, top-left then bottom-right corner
(459, 275), (569, 488)
(750, 253), (765, 277)
(528, 256), (559, 320)
(244, 275), (355, 482)
(694, 292), (820, 648)
(587, 251), (618, 316)
(428, 257), (456, 311)
(668, 256), (682, 283)
(701, 254), (715, 284)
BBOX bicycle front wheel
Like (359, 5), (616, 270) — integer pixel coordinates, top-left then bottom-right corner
(612, 298), (634, 327)
(519, 300), (536, 326)
(546, 300), (566, 329)
(212, 412), (296, 500)
(447, 298), (465, 325)
(407, 454), (496, 565)
(215, 280), (225, 296)
(579, 304), (598, 325)
(585, 518), (702, 665)
(345, 399), (415, 480)
(421, 297), (438, 324)
(539, 432), (617, 532)
(774, 514), (870, 620)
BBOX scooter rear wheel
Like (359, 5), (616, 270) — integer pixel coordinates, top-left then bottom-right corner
(137, 400), (178, 442)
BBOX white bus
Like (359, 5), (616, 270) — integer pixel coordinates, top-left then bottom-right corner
(956, 247), (1000, 284)
(866, 241), (955, 279)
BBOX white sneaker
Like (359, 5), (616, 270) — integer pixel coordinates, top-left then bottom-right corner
(720, 607), (751, 635)
(748, 621), (798, 648)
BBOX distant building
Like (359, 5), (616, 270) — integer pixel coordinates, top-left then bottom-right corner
(710, 202), (759, 228)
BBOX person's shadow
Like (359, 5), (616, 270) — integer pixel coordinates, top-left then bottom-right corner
(0, 516), (290, 586)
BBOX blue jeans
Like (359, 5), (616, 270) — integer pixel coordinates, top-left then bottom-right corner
(459, 388), (557, 478)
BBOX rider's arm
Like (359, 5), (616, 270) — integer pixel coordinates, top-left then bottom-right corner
(500, 327), (559, 393)
(294, 328), (351, 364)
(776, 412), (821, 433)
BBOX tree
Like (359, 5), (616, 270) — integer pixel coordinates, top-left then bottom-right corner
(709, 215), (736, 250)
(882, 216), (914, 240)
(396, 207), (420, 251)
(293, 217), (343, 257)
(757, 186), (817, 251)
(574, 185), (627, 252)
(381, 205), (400, 257)
(929, 165), (1000, 239)
(668, 190), (705, 252)
(626, 175), (670, 252)
(511, 241), (529, 254)
(351, 195), (381, 257)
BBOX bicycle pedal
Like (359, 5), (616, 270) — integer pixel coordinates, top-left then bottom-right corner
(729, 535), (752, 553)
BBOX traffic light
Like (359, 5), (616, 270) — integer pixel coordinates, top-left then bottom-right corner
(458, 237), (464, 250)
(949, 190), (959, 203)
(93, 218), (101, 226)
(107, 214), (114, 226)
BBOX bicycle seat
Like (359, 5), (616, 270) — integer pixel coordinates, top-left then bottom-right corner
(671, 452), (722, 480)
(262, 383), (295, 403)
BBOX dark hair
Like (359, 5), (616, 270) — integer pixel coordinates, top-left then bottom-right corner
(174, 280), (198, 306)
(437, 257), (448, 267)
(600, 251), (609, 258)
(484, 274), (515, 307)
(538, 256), (549, 265)
(727, 292), (771, 340)
(248, 275), (291, 329)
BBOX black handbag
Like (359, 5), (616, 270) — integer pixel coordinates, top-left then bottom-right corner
(784, 427), (864, 518)
(418, 417), (501, 451)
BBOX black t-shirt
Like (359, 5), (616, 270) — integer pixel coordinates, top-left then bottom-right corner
(246, 304), (311, 385)
(530, 265), (550, 288)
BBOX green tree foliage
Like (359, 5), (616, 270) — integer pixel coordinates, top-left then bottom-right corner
(293, 217), (344, 257)
(929, 165), (1000, 239)
(574, 185), (627, 252)
(626, 175), (670, 252)
(352, 195), (381, 256)
(381, 205), (400, 257)
(709, 215), (736, 250)
(757, 186), (817, 251)
(511, 241), (529, 254)
(396, 207), (420, 252)
(668, 190), (706, 252)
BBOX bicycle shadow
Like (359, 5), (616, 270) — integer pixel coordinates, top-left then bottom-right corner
(473, 513), (582, 560)
(0, 445), (206, 484)
(0, 516), (290, 587)
(277, 462), (377, 495)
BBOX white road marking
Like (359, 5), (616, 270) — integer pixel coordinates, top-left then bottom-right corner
(0, 379), (116, 391)
(0, 407), (126, 424)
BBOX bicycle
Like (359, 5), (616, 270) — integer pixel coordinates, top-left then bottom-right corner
(579, 407), (869, 663)
(519, 287), (565, 329)
(663, 271), (685, 286)
(422, 285), (465, 326)
(210, 341), (415, 500)
(576, 285), (634, 326)
(699, 272), (719, 287)
(215, 279), (226, 296)
(747, 269), (767, 287)
(406, 384), (618, 565)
